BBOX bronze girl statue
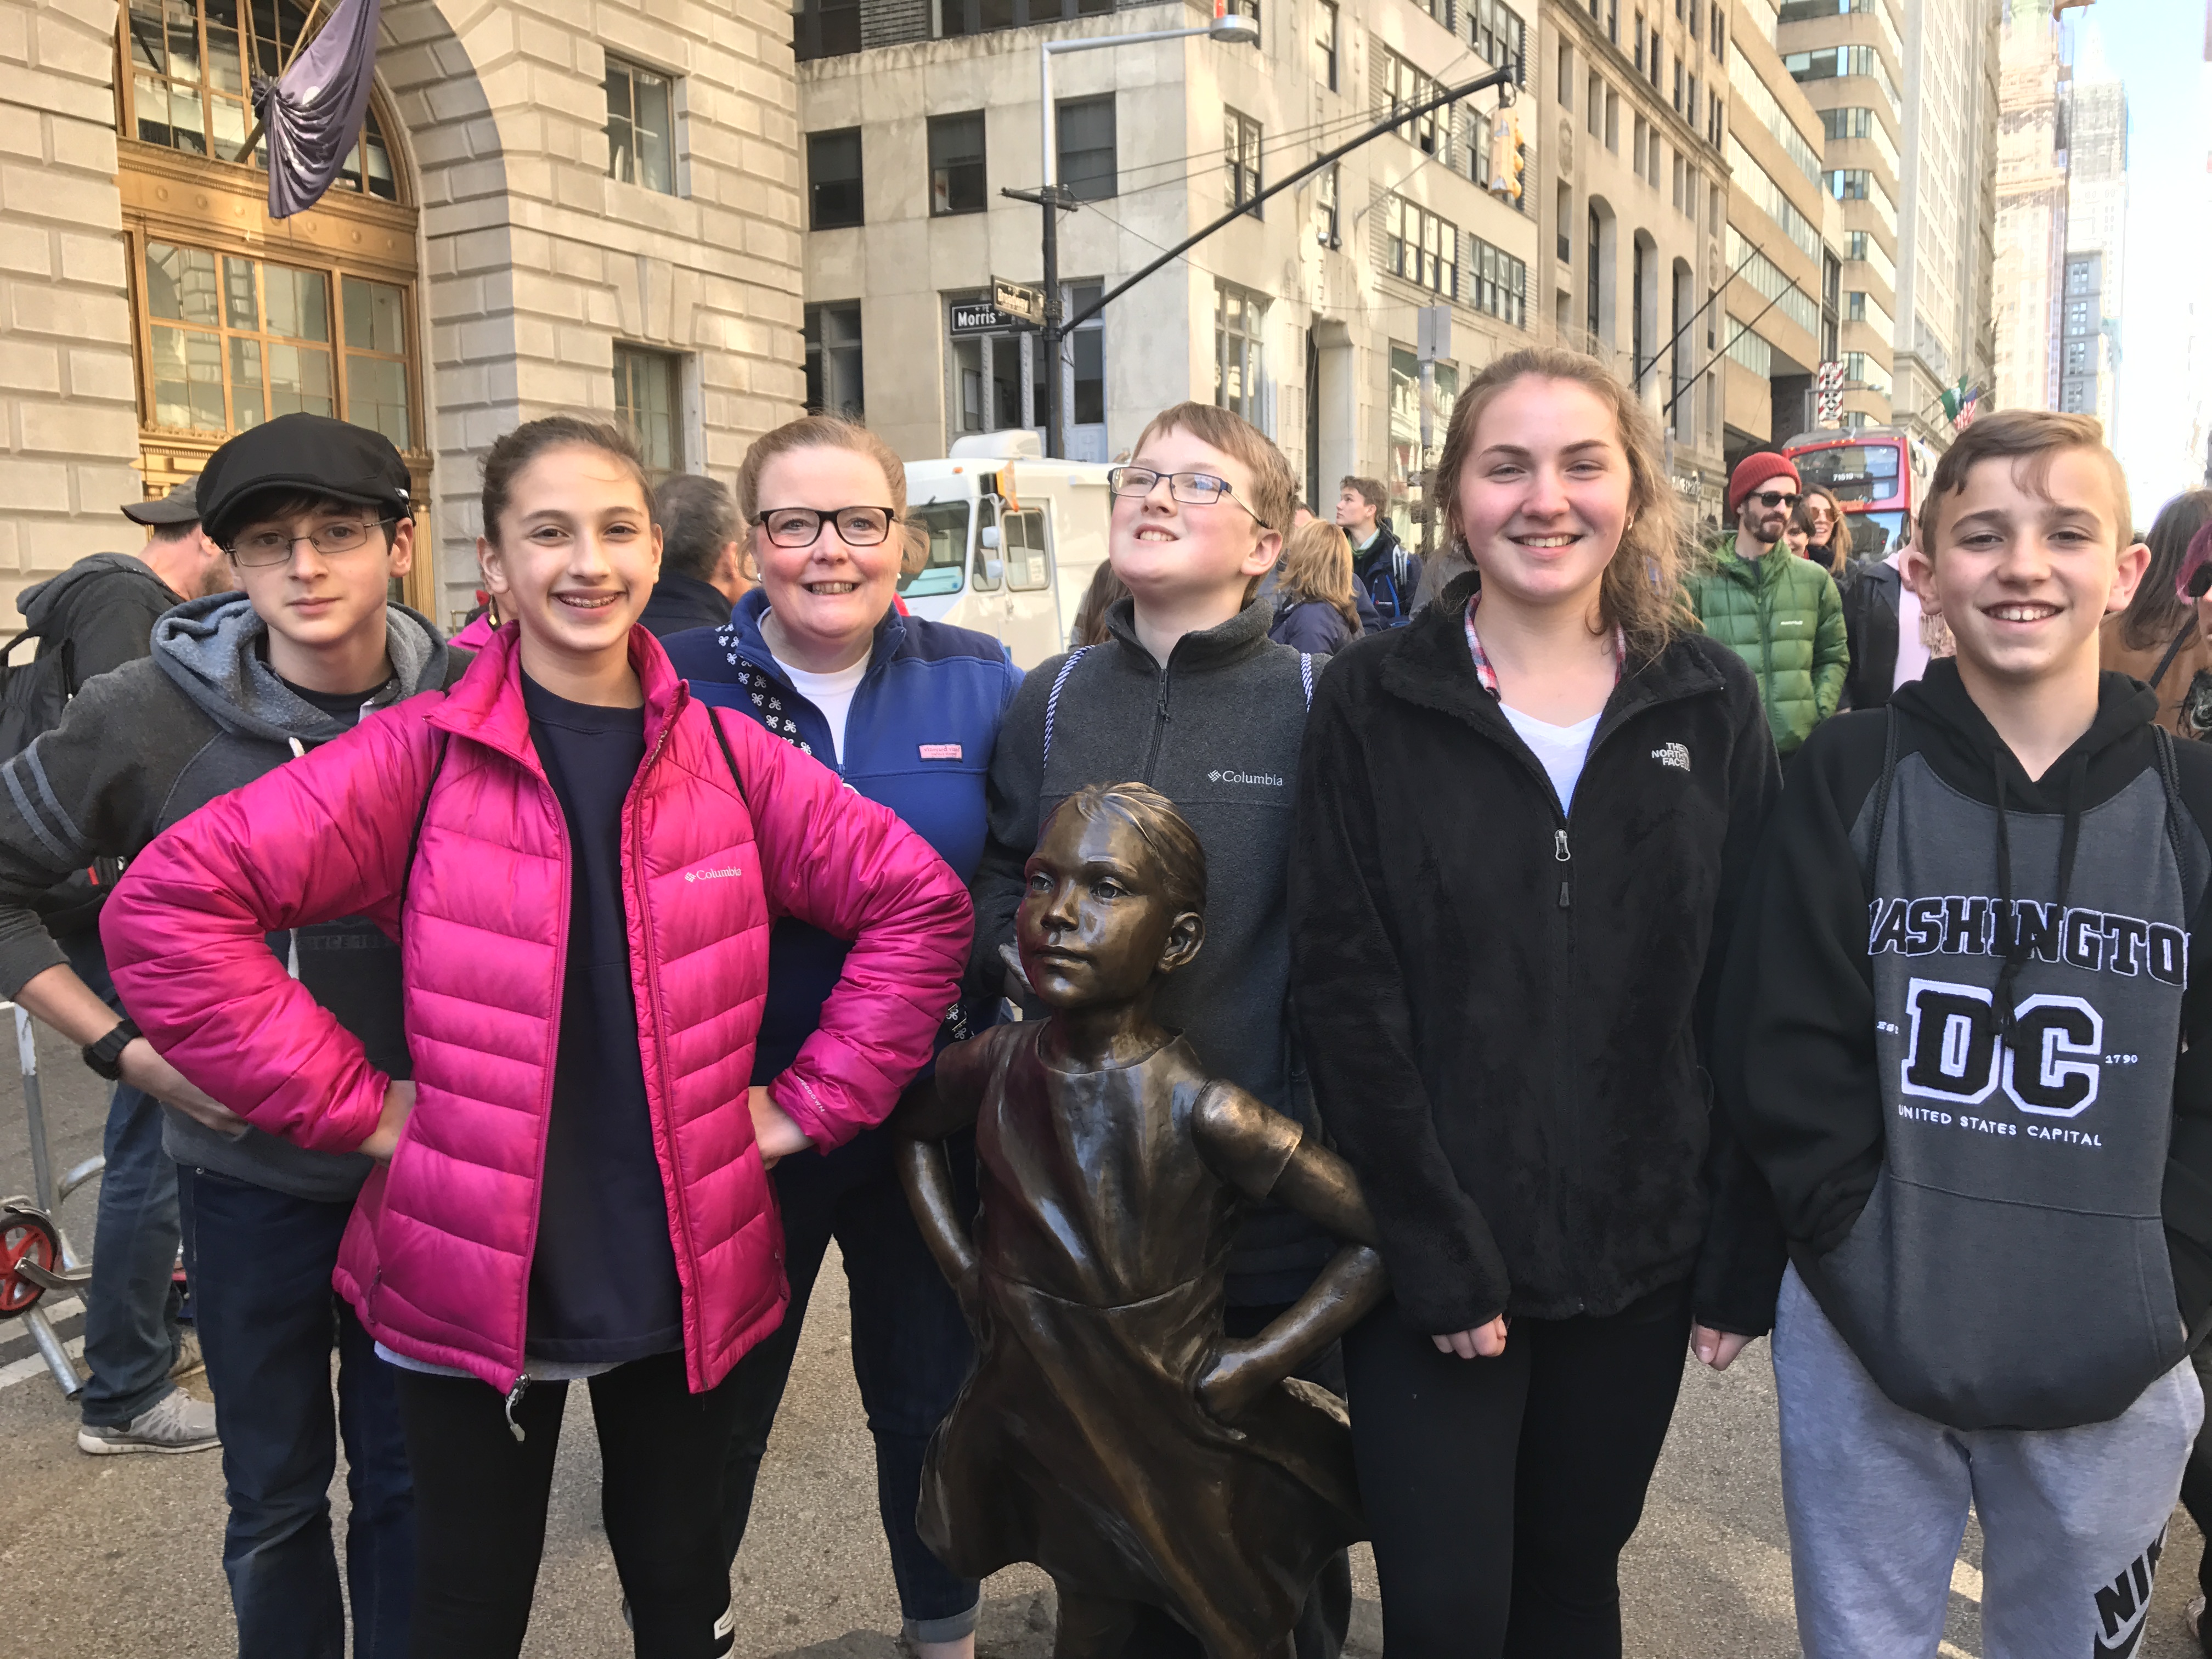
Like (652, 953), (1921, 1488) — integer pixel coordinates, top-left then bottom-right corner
(894, 783), (1386, 1659)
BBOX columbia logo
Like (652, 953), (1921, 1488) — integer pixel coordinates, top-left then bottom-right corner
(1208, 769), (1285, 787)
(1652, 743), (1691, 772)
(684, 867), (744, 883)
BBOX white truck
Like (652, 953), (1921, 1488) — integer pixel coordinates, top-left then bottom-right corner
(899, 431), (1115, 670)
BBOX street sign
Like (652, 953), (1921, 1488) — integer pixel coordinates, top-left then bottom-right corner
(951, 302), (1013, 335)
(992, 278), (1047, 327)
(1417, 306), (1452, 364)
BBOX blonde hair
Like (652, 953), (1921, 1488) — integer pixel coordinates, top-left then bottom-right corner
(1130, 402), (1297, 534)
(1277, 520), (1359, 631)
(1430, 346), (1692, 664)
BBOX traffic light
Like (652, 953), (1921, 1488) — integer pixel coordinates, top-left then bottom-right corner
(1488, 108), (1525, 203)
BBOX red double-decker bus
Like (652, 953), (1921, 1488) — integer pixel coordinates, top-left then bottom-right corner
(1781, 427), (1922, 562)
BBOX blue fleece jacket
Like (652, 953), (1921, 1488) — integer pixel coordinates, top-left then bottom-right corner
(663, 591), (1022, 1077)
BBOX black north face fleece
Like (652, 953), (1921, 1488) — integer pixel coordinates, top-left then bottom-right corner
(1289, 576), (1785, 1338)
(1717, 662), (2212, 1430)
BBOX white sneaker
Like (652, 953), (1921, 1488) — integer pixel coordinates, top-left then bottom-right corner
(170, 1328), (205, 1381)
(77, 1390), (219, 1455)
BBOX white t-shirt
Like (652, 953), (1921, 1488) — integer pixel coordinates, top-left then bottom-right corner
(1500, 704), (1601, 813)
(770, 652), (869, 763)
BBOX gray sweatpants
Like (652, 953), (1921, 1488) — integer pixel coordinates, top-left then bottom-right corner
(1773, 1265), (2202, 1659)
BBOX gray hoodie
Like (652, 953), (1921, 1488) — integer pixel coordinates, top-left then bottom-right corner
(0, 594), (465, 1201)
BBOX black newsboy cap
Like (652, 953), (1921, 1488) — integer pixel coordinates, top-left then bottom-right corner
(198, 414), (412, 547)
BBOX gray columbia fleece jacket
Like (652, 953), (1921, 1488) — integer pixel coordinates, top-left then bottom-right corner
(972, 594), (1329, 1302)
(0, 593), (467, 1201)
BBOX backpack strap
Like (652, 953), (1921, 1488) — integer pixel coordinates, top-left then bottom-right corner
(399, 733), (450, 917)
(2153, 724), (2202, 916)
(1300, 652), (1314, 709)
(1858, 706), (1901, 908)
(1042, 646), (1092, 772)
(706, 705), (751, 809)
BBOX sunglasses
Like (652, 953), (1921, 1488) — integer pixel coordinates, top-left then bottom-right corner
(1748, 490), (1801, 510)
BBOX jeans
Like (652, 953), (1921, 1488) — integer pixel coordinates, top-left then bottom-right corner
(61, 927), (182, 1429)
(184, 1165), (415, 1659)
(720, 1123), (980, 1643)
(396, 1352), (742, 1658)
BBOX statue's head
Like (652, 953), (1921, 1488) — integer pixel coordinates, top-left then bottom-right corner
(1018, 782), (1206, 1011)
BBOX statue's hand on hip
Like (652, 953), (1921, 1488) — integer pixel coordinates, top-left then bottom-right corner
(1196, 1340), (1278, 1421)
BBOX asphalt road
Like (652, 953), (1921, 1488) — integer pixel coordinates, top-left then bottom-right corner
(2, 1013), (2203, 1658)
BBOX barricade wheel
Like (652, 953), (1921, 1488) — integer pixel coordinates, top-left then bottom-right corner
(1, 1200), (61, 1318)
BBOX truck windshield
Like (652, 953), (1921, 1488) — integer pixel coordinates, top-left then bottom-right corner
(902, 500), (970, 597)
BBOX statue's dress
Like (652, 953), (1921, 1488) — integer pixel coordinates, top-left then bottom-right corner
(918, 1023), (1363, 1658)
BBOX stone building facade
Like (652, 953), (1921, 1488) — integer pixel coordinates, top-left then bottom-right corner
(793, 0), (1540, 538)
(1, 0), (804, 627)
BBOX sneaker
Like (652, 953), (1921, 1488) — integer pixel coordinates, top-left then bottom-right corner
(2191, 1593), (2208, 1654)
(170, 1329), (205, 1381)
(77, 1390), (219, 1455)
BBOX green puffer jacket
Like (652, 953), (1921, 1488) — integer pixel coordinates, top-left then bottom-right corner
(1684, 534), (1848, 757)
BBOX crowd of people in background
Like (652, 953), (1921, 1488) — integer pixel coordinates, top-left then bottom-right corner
(11, 343), (2212, 1659)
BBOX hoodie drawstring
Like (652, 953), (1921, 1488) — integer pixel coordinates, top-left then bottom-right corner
(1990, 751), (2083, 1040)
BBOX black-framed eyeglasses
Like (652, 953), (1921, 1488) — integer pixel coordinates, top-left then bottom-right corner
(754, 505), (896, 548)
(1748, 490), (1801, 510)
(227, 517), (396, 567)
(1106, 466), (1263, 523)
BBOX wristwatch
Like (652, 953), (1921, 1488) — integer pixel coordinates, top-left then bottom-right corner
(82, 1018), (140, 1082)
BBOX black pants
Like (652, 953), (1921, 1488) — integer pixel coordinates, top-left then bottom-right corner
(393, 1351), (744, 1659)
(1342, 1281), (1693, 1659)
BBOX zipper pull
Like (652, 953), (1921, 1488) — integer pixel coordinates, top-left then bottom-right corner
(1559, 879), (1572, 910)
(504, 1378), (530, 1443)
(1553, 829), (1571, 863)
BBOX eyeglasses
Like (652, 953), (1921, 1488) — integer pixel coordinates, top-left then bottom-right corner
(228, 518), (394, 567)
(1748, 490), (1802, 510)
(755, 506), (896, 548)
(1106, 466), (1262, 523)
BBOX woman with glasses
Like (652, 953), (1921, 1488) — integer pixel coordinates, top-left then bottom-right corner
(661, 416), (1022, 1659)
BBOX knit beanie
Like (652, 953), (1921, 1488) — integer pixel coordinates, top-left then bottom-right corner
(1728, 452), (1801, 516)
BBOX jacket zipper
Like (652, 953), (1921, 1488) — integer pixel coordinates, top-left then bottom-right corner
(628, 707), (708, 1387)
(1139, 661), (1173, 781)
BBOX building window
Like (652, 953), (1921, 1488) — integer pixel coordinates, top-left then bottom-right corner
(1556, 181), (1573, 262)
(140, 238), (416, 452)
(1605, 89), (1620, 151)
(1842, 351), (1891, 397)
(929, 112), (988, 215)
(940, 0), (1110, 35)
(1230, 0), (1262, 41)
(1470, 235), (1528, 326)
(613, 346), (684, 475)
(1057, 96), (1116, 200)
(1558, 42), (1574, 109)
(1067, 283), (1107, 432)
(1711, 4), (1724, 55)
(1635, 13), (1645, 71)
(123, 0), (400, 196)
(808, 129), (864, 229)
(1785, 46), (1900, 110)
(1314, 162), (1341, 246)
(1465, 0), (1526, 73)
(1649, 35), (1662, 87)
(1607, 0), (1619, 44)
(605, 56), (678, 195)
(804, 303), (863, 419)
(1313, 0), (1339, 90)
(1225, 109), (1263, 213)
(1383, 195), (1458, 298)
(1381, 52), (1444, 158)
(1587, 72), (1603, 137)
(1673, 59), (1684, 112)
(1215, 283), (1266, 424)
(1587, 208), (1602, 340)
(795, 0), (862, 59)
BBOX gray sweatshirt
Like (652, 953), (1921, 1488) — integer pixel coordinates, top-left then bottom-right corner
(973, 596), (1327, 1300)
(0, 594), (464, 1201)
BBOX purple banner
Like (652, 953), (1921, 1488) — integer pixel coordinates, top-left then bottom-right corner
(253, 0), (384, 219)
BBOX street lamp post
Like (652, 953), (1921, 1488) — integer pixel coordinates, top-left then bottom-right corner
(1005, 9), (1260, 459)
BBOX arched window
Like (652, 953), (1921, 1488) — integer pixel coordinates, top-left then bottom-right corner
(114, 1), (435, 613)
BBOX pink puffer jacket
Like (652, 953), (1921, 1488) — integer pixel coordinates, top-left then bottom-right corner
(101, 624), (972, 1395)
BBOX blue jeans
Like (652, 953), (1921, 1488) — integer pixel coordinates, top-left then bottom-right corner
(721, 1122), (980, 1642)
(183, 1165), (415, 1659)
(61, 928), (182, 1428)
